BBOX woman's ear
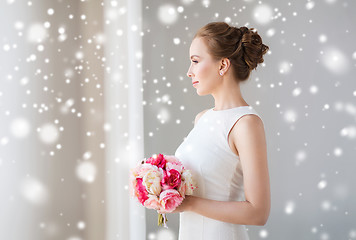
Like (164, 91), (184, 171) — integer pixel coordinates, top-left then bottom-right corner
(219, 57), (230, 72)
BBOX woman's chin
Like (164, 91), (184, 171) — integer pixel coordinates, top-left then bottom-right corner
(196, 89), (209, 96)
(197, 92), (209, 96)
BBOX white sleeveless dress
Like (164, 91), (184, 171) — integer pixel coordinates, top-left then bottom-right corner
(175, 106), (262, 240)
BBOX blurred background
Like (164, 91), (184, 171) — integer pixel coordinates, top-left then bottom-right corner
(1, 0), (355, 239)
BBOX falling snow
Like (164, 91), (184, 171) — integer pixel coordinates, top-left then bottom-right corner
(76, 161), (97, 183)
(0, 0), (355, 239)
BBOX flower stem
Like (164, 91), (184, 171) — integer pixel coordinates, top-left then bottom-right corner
(158, 213), (163, 227)
(157, 213), (168, 227)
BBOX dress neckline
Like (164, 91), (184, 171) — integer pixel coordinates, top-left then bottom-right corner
(210, 105), (251, 112)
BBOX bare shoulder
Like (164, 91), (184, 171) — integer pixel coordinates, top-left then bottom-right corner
(235, 114), (264, 132)
(231, 113), (266, 159)
(194, 108), (210, 126)
(229, 114), (266, 157)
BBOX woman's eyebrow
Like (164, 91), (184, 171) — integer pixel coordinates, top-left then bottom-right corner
(190, 55), (200, 59)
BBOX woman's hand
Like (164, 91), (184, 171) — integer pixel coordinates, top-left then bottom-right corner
(172, 195), (194, 213)
(157, 195), (196, 214)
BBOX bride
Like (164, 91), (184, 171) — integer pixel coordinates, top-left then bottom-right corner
(173, 21), (271, 240)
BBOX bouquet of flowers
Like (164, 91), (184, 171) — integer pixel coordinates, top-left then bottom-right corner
(129, 153), (197, 227)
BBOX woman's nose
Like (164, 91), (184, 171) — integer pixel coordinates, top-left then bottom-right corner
(187, 68), (194, 78)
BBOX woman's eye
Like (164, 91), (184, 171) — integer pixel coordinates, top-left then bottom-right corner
(192, 60), (198, 63)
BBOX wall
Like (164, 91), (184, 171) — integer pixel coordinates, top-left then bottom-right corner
(143, 0), (356, 239)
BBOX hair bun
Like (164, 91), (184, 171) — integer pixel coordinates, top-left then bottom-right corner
(238, 26), (249, 36)
(239, 27), (269, 71)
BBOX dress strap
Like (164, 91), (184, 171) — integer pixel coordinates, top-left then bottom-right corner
(225, 107), (262, 142)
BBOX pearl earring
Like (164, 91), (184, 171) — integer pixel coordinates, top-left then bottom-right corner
(220, 72), (223, 76)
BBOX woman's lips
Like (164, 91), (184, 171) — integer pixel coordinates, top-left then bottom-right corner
(192, 81), (199, 86)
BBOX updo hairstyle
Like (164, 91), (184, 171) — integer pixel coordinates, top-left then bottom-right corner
(193, 21), (269, 82)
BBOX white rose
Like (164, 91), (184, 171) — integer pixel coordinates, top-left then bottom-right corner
(142, 169), (162, 196)
(181, 170), (196, 196)
(138, 163), (158, 178)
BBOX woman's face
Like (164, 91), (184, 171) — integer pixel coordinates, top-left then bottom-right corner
(187, 37), (221, 96)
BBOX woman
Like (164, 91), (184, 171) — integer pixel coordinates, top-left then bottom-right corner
(173, 21), (271, 240)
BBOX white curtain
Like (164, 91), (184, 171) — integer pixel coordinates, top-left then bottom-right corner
(104, 0), (146, 239)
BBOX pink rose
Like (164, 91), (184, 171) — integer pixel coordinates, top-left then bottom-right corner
(135, 178), (149, 205)
(165, 155), (184, 173)
(144, 194), (160, 210)
(164, 155), (180, 163)
(166, 162), (183, 173)
(146, 153), (166, 169)
(159, 189), (183, 213)
(161, 169), (181, 190)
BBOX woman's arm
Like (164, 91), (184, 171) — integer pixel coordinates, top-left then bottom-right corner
(173, 114), (270, 226)
(174, 195), (267, 226)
